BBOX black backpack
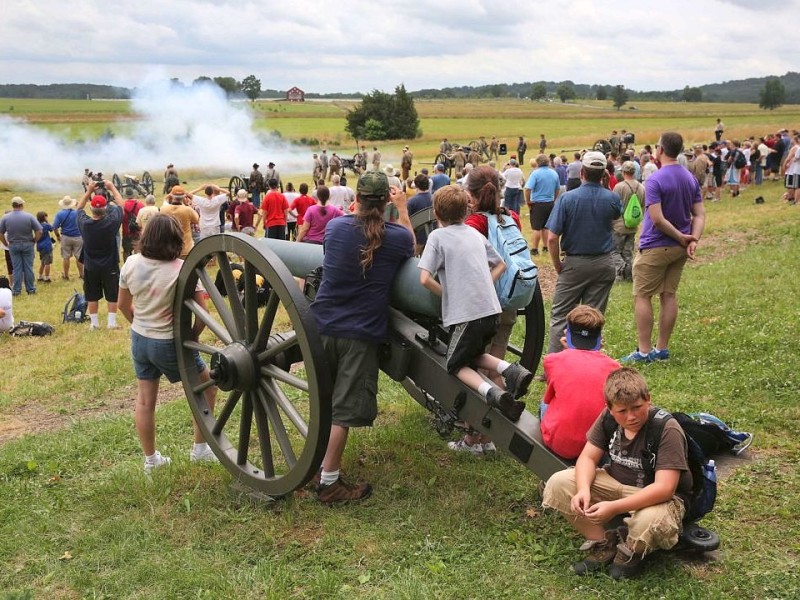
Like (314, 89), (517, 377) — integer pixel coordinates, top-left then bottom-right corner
(125, 205), (141, 235)
(10, 321), (55, 336)
(733, 150), (747, 169)
(601, 408), (716, 522)
(63, 290), (89, 323)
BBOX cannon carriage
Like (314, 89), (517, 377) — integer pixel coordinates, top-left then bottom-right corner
(228, 175), (251, 199)
(593, 132), (635, 155)
(111, 171), (155, 197)
(172, 230), (718, 553)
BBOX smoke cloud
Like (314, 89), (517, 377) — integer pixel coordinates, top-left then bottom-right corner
(0, 78), (309, 192)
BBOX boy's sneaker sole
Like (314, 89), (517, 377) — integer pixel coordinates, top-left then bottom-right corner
(502, 363), (534, 399)
(487, 387), (525, 422)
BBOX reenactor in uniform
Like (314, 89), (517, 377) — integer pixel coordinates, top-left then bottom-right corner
(453, 146), (467, 174)
(312, 154), (323, 182)
(440, 138), (452, 155)
(163, 164), (180, 195)
(263, 162), (282, 193)
(372, 146), (382, 170)
(320, 150), (330, 181)
(329, 153), (342, 179)
(517, 136), (527, 167)
(479, 136), (490, 160)
(401, 146), (413, 181)
(358, 145), (368, 172)
(249, 163), (265, 209)
(489, 137), (499, 161)
(467, 147), (482, 167)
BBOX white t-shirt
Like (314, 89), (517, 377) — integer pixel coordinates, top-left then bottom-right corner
(503, 167), (525, 189)
(192, 194), (227, 231)
(119, 254), (189, 339)
(757, 143), (770, 167)
(787, 146), (800, 176)
(328, 185), (354, 212)
(284, 192), (299, 223)
(0, 288), (13, 332)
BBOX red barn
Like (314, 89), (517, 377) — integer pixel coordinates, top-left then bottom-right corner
(286, 87), (305, 102)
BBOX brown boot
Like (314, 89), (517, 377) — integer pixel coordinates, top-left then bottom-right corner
(317, 477), (372, 505)
(609, 538), (646, 580)
(573, 529), (618, 575)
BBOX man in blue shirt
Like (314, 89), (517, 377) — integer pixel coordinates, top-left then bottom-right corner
(524, 154), (561, 255)
(0, 197), (42, 295)
(431, 163), (451, 193)
(52, 195), (84, 280)
(544, 151), (622, 355)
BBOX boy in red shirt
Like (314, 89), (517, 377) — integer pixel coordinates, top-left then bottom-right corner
(257, 178), (289, 239)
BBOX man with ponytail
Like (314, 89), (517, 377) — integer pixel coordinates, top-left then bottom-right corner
(310, 171), (415, 504)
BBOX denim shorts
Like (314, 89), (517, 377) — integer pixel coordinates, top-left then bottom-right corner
(131, 330), (206, 383)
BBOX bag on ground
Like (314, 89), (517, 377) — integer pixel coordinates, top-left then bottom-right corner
(63, 290), (89, 323)
(10, 321), (55, 337)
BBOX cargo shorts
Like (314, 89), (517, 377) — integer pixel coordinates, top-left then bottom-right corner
(321, 335), (380, 427)
(632, 246), (688, 298)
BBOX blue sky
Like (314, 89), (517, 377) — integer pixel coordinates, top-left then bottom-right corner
(0, 0), (795, 93)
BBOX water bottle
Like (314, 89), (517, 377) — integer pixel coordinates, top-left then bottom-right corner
(704, 460), (717, 483)
(75, 311), (82, 321)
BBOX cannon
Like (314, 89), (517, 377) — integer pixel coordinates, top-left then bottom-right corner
(112, 171), (155, 196)
(594, 132), (635, 155)
(172, 232), (718, 552)
(228, 175), (250, 199)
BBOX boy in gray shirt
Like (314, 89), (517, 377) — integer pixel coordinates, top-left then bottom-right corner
(419, 186), (531, 453)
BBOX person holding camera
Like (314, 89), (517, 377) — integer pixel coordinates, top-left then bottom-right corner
(76, 179), (123, 329)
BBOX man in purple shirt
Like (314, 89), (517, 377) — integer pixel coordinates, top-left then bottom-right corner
(621, 132), (705, 363)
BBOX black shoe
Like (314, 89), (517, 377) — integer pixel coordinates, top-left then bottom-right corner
(573, 529), (618, 575)
(502, 362), (533, 399)
(317, 477), (372, 505)
(530, 248), (539, 256)
(486, 387), (525, 422)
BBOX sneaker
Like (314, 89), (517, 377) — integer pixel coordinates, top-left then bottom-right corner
(486, 387), (525, 422)
(502, 362), (534, 399)
(530, 248), (539, 256)
(481, 441), (497, 455)
(316, 477), (372, 505)
(609, 540), (646, 580)
(648, 348), (670, 361)
(189, 445), (219, 463)
(144, 451), (172, 474)
(573, 529), (618, 575)
(620, 349), (653, 364)
(447, 437), (484, 456)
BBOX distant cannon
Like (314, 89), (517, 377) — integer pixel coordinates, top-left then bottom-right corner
(228, 175), (250, 199)
(112, 172), (154, 197)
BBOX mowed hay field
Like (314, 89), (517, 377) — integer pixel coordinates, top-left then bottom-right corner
(0, 98), (799, 599)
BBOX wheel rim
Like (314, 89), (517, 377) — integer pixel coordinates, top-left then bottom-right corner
(229, 176), (246, 199)
(112, 173), (122, 190)
(142, 171), (154, 194)
(174, 233), (332, 496)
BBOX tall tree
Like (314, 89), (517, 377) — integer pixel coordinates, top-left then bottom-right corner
(345, 85), (419, 141)
(240, 75), (261, 102)
(596, 86), (608, 101)
(759, 78), (786, 111)
(193, 76), (212, 86)
(556, 82), (576, 103)
(612, 85), (629, 110)
(682, 86), (703, 102)
(531, 82), (548, 101)
(391, 84), (420, 138)
(213, 76), (240, 97)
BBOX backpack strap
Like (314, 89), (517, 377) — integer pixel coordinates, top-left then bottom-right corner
(601, 407), (672, 484)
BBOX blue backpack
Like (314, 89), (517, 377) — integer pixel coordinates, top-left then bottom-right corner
(63, 290), (89, 323)
(482, 212), (538, 310)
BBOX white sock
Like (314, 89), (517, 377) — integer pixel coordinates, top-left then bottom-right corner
(320, 469), (339, 486)
(478, 382), (492, 398)
(89, 314), (99, 327)
(496, 360), (511, 374)
(107, 312), (117, 327)
(145, 452), (159, 463)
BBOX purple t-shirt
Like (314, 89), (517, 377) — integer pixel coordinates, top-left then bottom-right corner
(302, 204), (343, 244)
(639, 164), (702, 249)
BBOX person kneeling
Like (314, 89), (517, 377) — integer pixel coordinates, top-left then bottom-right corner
(542, 367), (692, 580)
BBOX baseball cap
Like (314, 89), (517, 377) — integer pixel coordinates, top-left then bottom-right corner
(90, 195), (107, 208)
(170, 185), (186, 197)
(565, 323), (602, 351)
(357, 170), (390, 197)
(11, 196), (25, 206)
(581, 151), (607, 169)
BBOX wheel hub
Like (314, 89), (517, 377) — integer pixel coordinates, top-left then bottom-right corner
(210, 342), (259, 392)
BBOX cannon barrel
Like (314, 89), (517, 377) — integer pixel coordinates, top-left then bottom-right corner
(260, 238), (441, 319)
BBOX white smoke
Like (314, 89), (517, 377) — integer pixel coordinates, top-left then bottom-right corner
(0, 77), (310, 192)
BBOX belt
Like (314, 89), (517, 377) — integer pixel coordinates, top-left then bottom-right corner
(565, 252), (609, 257)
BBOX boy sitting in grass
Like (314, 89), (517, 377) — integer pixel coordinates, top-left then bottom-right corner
(418, 185), (531, 454)
(542, 367), (693, 580)
(540, 305), (621, 460)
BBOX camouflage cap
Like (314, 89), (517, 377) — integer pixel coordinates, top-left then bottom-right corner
(357, 170), (389, 197)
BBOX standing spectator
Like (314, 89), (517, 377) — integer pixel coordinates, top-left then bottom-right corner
(258, 178), (289, 240)
(189, 184), (229, 240)
(327, 174), (354, 214)
(407, 173), (434, 254)
(121, 188), (144, 261)
(545, 152), (621, 356)
(372, 146), (381, 170)
(52, 195), (83, 280)
(517, 136), (527, 167)
(160, 186), (199, 259)
(640, 154), (658, 182)
(296, 186), (343, 245)
(566, 152), (582, 191)
(249, 163), (264, 209)
(76, 180), (124, 328)
(501, 158), (526, 215)
(539, 133), (547, 153)
(35, 211), (54, 282)
(725, 140), (745, 197)
(687, 145), (710, 189)
(707, 142), (723, 201)
(284, 183), (299, 240)
(384, 165), (403, 190)
(431, 163), (451, 193)
(290, 183), (316, 232)
(524, 154), (561, 255)
(136, 195), (159, 233)
(755, 137), (770, 186)
(319, 150), (330, 182)
(611, 162), (645, 282)
(783, 133), (800, 205)
(263, 162), (282, 192)
(0, 275), (13, 332)
(401, 146), (414, 181)
(621, 132), (705, 363)
(554, 156), (568, 195)
(0, 197), (41, 296)
(310, 172), (414, 503)
(234, 189), (258, 235)
(714, 118), (724, 142)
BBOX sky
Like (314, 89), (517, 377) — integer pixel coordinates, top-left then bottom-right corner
(0, 0), (796, 94)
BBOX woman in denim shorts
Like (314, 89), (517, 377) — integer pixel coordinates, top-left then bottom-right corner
(118, 214), (217, 473)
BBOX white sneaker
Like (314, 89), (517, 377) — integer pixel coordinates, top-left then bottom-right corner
(447, 438), (484, 456)
(482, 442), (497, 455)
(144, 451), (172, 473)
(189, 444), (219, 463)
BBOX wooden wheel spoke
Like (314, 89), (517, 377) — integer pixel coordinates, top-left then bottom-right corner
(193, 378), (216, 395)
(182, 340), (221, 355)
(256, 386), (297, 468)
(184, 298), (232, 345)
(262, 379), (309, 438)
(257, 330), (298, 363)
(252, 290), (280, 352)
(259, 363), (309, 393)
(212, 390), (241, 436)
(251, 396), (275, 478)
(195, 266), (242, 341)
(216, 253), (246, 336)
(237, 393), (253, 465)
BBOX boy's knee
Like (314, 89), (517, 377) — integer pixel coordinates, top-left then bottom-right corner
(625, 499), (684, 553)
(542, 468), (577, 512)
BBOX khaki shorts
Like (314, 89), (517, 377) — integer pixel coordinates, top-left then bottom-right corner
(321, 335), (379, 427)
(632, 246), (688, 298)
(60, 235), (83, 259)
(542, 467), (685, 554)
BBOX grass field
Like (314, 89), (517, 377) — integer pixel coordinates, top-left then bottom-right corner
(0, 99), (799, 598)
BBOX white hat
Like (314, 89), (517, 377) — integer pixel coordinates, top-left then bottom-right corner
(59, 195), (77, 209)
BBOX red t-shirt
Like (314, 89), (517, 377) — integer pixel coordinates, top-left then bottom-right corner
(235, 202), (258, 229)
(261, 190), (289, 228)
(290, 194), (317, 226)
(464, 210), (522, 237)
(540, 349), (621, 459)
(122, 199), (143, 237)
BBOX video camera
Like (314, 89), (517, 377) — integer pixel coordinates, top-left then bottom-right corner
(92, 172), (106, 190)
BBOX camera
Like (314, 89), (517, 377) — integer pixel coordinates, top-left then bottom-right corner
(92, 172), (106, 189)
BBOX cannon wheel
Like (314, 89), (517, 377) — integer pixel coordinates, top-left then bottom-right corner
(468, 140), (480, 152)
(593, 139), (612, 154)
(174, 233), (332, 497)
(229, 175), (246, 199)
(112, 173), (122, 190)
(141, 171), (154, 195)
(434, 153), (452, 177)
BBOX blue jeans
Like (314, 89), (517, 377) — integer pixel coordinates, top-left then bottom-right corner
(754, 163), (763, 185)
(503, 187), (523, 214)
(9, 243), (35, 294)
(131, 330), (206, 383)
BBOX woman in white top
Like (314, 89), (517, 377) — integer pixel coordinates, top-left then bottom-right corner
(118, 214), (218, 473)
(0, 275), (13, 332)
